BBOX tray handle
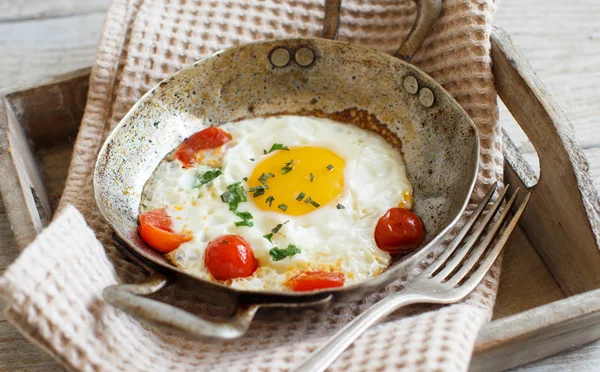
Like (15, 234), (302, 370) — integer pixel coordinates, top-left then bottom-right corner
(321, 0), (442, 62)
(103, 272), (259, 340)
(492, 27), (600, 296)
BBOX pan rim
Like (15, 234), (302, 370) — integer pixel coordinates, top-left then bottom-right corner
(93, 36), (480, 301)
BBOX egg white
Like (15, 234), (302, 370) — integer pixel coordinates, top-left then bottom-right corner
(141, 115), (413, 291)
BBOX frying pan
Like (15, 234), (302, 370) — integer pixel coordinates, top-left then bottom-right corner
(94, 0), (480, 340)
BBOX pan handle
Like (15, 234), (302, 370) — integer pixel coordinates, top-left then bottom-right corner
(103, 272), (259, 340)
(321, 0), (442, 62)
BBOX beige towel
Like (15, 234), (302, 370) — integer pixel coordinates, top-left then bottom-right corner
(1, 0), (502, 370)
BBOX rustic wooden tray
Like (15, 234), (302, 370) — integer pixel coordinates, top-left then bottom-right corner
(0, 27), (598, 371)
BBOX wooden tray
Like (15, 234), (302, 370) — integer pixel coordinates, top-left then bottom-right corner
(1, 27), (599, 371)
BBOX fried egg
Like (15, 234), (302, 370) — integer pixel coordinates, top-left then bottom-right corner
(141, 115), (413, 291)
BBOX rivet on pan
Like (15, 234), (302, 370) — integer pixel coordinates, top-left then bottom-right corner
(295, 47), (315, 67)
(403, 76), (419, 95)
(270, 48), (291, 67)
(419, 87), (435, 107)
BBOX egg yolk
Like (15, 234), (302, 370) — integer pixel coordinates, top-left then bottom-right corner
(248, 146), (345, 215)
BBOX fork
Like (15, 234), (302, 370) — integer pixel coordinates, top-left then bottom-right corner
(295, 183), (530, 372)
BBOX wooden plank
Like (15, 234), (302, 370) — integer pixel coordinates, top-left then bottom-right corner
(495, 0), (600, 151)
(493, 226), (565, 320)
(0, 0), (108, 22)
(0, 68), (89, 248)
(6, 68), (90, 149)
(491, 27), (600, 296)
(0, 97), (47, 249)
(508, 340), (600, 372)
(471, 288), (600, 372)
(0, 13), (104, 91)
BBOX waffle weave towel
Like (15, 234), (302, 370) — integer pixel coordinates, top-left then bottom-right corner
(1, 0), (502, 370)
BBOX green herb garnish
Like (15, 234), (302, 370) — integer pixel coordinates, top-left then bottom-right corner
(258, 172), (275, 185)
(266, 143), (289, 153)
(250, 158), (255, 161)
(265, 195), (275, 207)
(326, 164), (334, 171)
(278, 204), (288, 212)
(243, 177), (248, 181)
(263, 221), (289, 242)
(220, 182), (247, 211)
(270, 244), (301, 261)
(249, 185), (268, 197)
(271, 221), (289, 234)
(304, 196), (312, 204)
(193, 169), (222, 188)
(336, 204), (345, 209)
(296, 192), (306, 201)
(234, 211), (254, 227)
(310, 173), (315, 182)
(281, 159), (295, 175)
(310, 200), (320, 208)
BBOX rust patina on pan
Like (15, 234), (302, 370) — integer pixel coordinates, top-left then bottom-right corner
(94, 0), (480, 340)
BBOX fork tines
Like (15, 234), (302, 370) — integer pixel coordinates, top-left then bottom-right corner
(426, 182), (531, 286)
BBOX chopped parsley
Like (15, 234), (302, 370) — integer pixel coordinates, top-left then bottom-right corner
(234, 211), (254, 227)
(265, 195), (275, 207)
(243, 177), (248, 181)
(266, 143), (290, 153)
(278, 204), (288, 212)
(220, 182), (246, 211)
(304, 196), (312, 204)
(270, 244), (301, 261)
(310, 200), (320, 208)
(271, 221), (289, 234)
(326, 164), (334, 171)
(296, 192), (306, 201)
(310, 173), (315, 182)
(192, 169), (222, 188)
(258, 172), (275, 185)
(250, 158), (255, 161)
(336, 204), (345, 209)
(281, 159), (295, 175)
(249, 185), (268, 197)
(263, 221), (289, 242)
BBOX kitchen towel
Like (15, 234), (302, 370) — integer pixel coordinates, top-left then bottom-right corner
(1, 0), (502, 371)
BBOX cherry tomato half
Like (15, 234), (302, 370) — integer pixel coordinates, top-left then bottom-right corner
(138, 208), (192, 253)
(374, 207), (424, 254)
(174, 127), (232, 168)
(204, 235), (257, 281)
(287, 271), (345, 292)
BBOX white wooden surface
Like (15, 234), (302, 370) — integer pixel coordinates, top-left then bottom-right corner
(0, 0), (598, 370)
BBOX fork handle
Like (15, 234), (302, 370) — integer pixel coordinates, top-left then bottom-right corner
(294, 292), (431, 372)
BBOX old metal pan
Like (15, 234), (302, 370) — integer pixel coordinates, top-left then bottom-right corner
(94, 0), (479, 340)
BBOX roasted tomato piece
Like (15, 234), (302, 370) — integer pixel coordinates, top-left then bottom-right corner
(174, 127), (232, 167)
(374, 207), (424, 254)
(138, 208), (192, 253)
(204, 234), (258, 280)
(287, 271), (345, 292)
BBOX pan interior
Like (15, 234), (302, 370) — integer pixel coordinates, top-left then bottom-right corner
(94, 38), (479, 299)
